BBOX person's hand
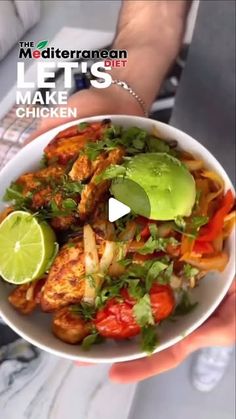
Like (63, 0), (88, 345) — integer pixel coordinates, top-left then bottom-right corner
(109, 280), (236, 383)
(27, 86), (143, 143)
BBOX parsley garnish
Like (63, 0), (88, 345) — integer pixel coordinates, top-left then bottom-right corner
(174, 215), (209, 239)
(174, 290), (198, 315)
(146, 136), (170, 153)
(78, 122), (88, 131)
(70, 302), (97, 321)
(40, 153), (48, 168)
(138, 237), (179, 254)
(149, 223), (158, 239)
(141, 325), (158, 354)
(81, 332), (104, 350)
(3, 182), (32, 209)
(133, 294), (154, 327)
(183, 263), (199, 279)
(82, 138), (117, 160)
(145, 260), (168, 290)
(94, 165), (126, 184)
(62, 198), (77, 210)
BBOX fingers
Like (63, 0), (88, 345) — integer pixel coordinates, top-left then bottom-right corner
(110, 281), (236, 383)
(109, 337), (192, 383)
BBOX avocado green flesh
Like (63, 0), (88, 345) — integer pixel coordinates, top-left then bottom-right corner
(111, 153), (196, 220)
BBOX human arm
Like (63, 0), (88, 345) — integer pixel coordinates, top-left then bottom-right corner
(29, 0), (189, 140)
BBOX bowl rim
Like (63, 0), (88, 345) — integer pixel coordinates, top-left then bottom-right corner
(0, 114), (235, 363)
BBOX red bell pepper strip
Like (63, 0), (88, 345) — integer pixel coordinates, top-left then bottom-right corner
(193, 240), (214, 255)
(197, 190), (234, 242)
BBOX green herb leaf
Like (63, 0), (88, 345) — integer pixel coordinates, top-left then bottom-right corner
(174, 216), (186, 230)
(141, 325), (158, 354)
(149, 223), (158, 239)
(191, 216), (209, 231)
(70, 302), (97, 321)
(36, 40), (48, 49)
(138, 237), (179, 254)
(78, 122), (88, 131)
(133, 294), (154, 327)
(40, 153), (48, 168)
(62, 180), (83, 194)
(146, 136), (170, 153)
(183, 263), (199, 279)
(62, 198), (77, 209)
(94, 165), (126, 184)
(3, 183), (23, 201)
(174, 291), (198, 315)
(81, 332), (103, 350)
(146, 261), (168, 290)
(126, 279), (145, 299)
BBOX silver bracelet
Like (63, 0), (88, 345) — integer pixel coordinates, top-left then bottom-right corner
(111, 79), (148, 117)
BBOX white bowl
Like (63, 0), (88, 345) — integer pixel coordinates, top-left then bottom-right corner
(0, 115), (235, 363)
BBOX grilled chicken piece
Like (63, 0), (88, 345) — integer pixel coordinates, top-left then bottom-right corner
(44, 122), (108, 165)
(16, 165), (65, 194)
(8, 278), (46, 314)
(69, 154), (93, 181)
(79, 147), (125, 219)
(52, 306), (91, 344)
(41, 240), (85, 312)
(16, 166), (78, 230)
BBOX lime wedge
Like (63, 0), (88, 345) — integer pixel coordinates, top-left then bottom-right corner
(0, 211), (57, 284)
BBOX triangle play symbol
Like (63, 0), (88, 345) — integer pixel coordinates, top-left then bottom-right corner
(108, 198), (131, 222)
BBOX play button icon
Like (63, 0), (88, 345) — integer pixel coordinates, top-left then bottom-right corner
(108, 198), (131, 222)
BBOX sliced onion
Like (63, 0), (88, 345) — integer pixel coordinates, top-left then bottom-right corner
(83, 224), (99, 304)
(108, 242), (127, 277)
(99, 241), (116, 273)
(201, 171), (224, 203)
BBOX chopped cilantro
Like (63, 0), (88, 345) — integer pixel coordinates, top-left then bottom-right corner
(81, 332), (104, 350)
(174, 216), (186, 230)
(83, 138), (117, 160)
(149, 223), (158, 239)
(174, 291), (198, 315)
(62, 198), (77, 210)
(133, 294), (154, 327)
(174, 215), (209, 239)
(61, 180), (83, 194)
(94, 165), (126, 184)
(191, 216), (209, 232)
(146, 136), (170, 153)
(3, 182), (24, 201)
(70, 302), (96, 321)
(138, 236), (179, 254)
(126, 279), (145, 299)
(183, 263), (199, 279)
(141, 325), (158, 354)
(3, 182), (32, 210)
(78, 122), (88, 131)
(146, 260), (168, 290)
(40, 153), (48, 168)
